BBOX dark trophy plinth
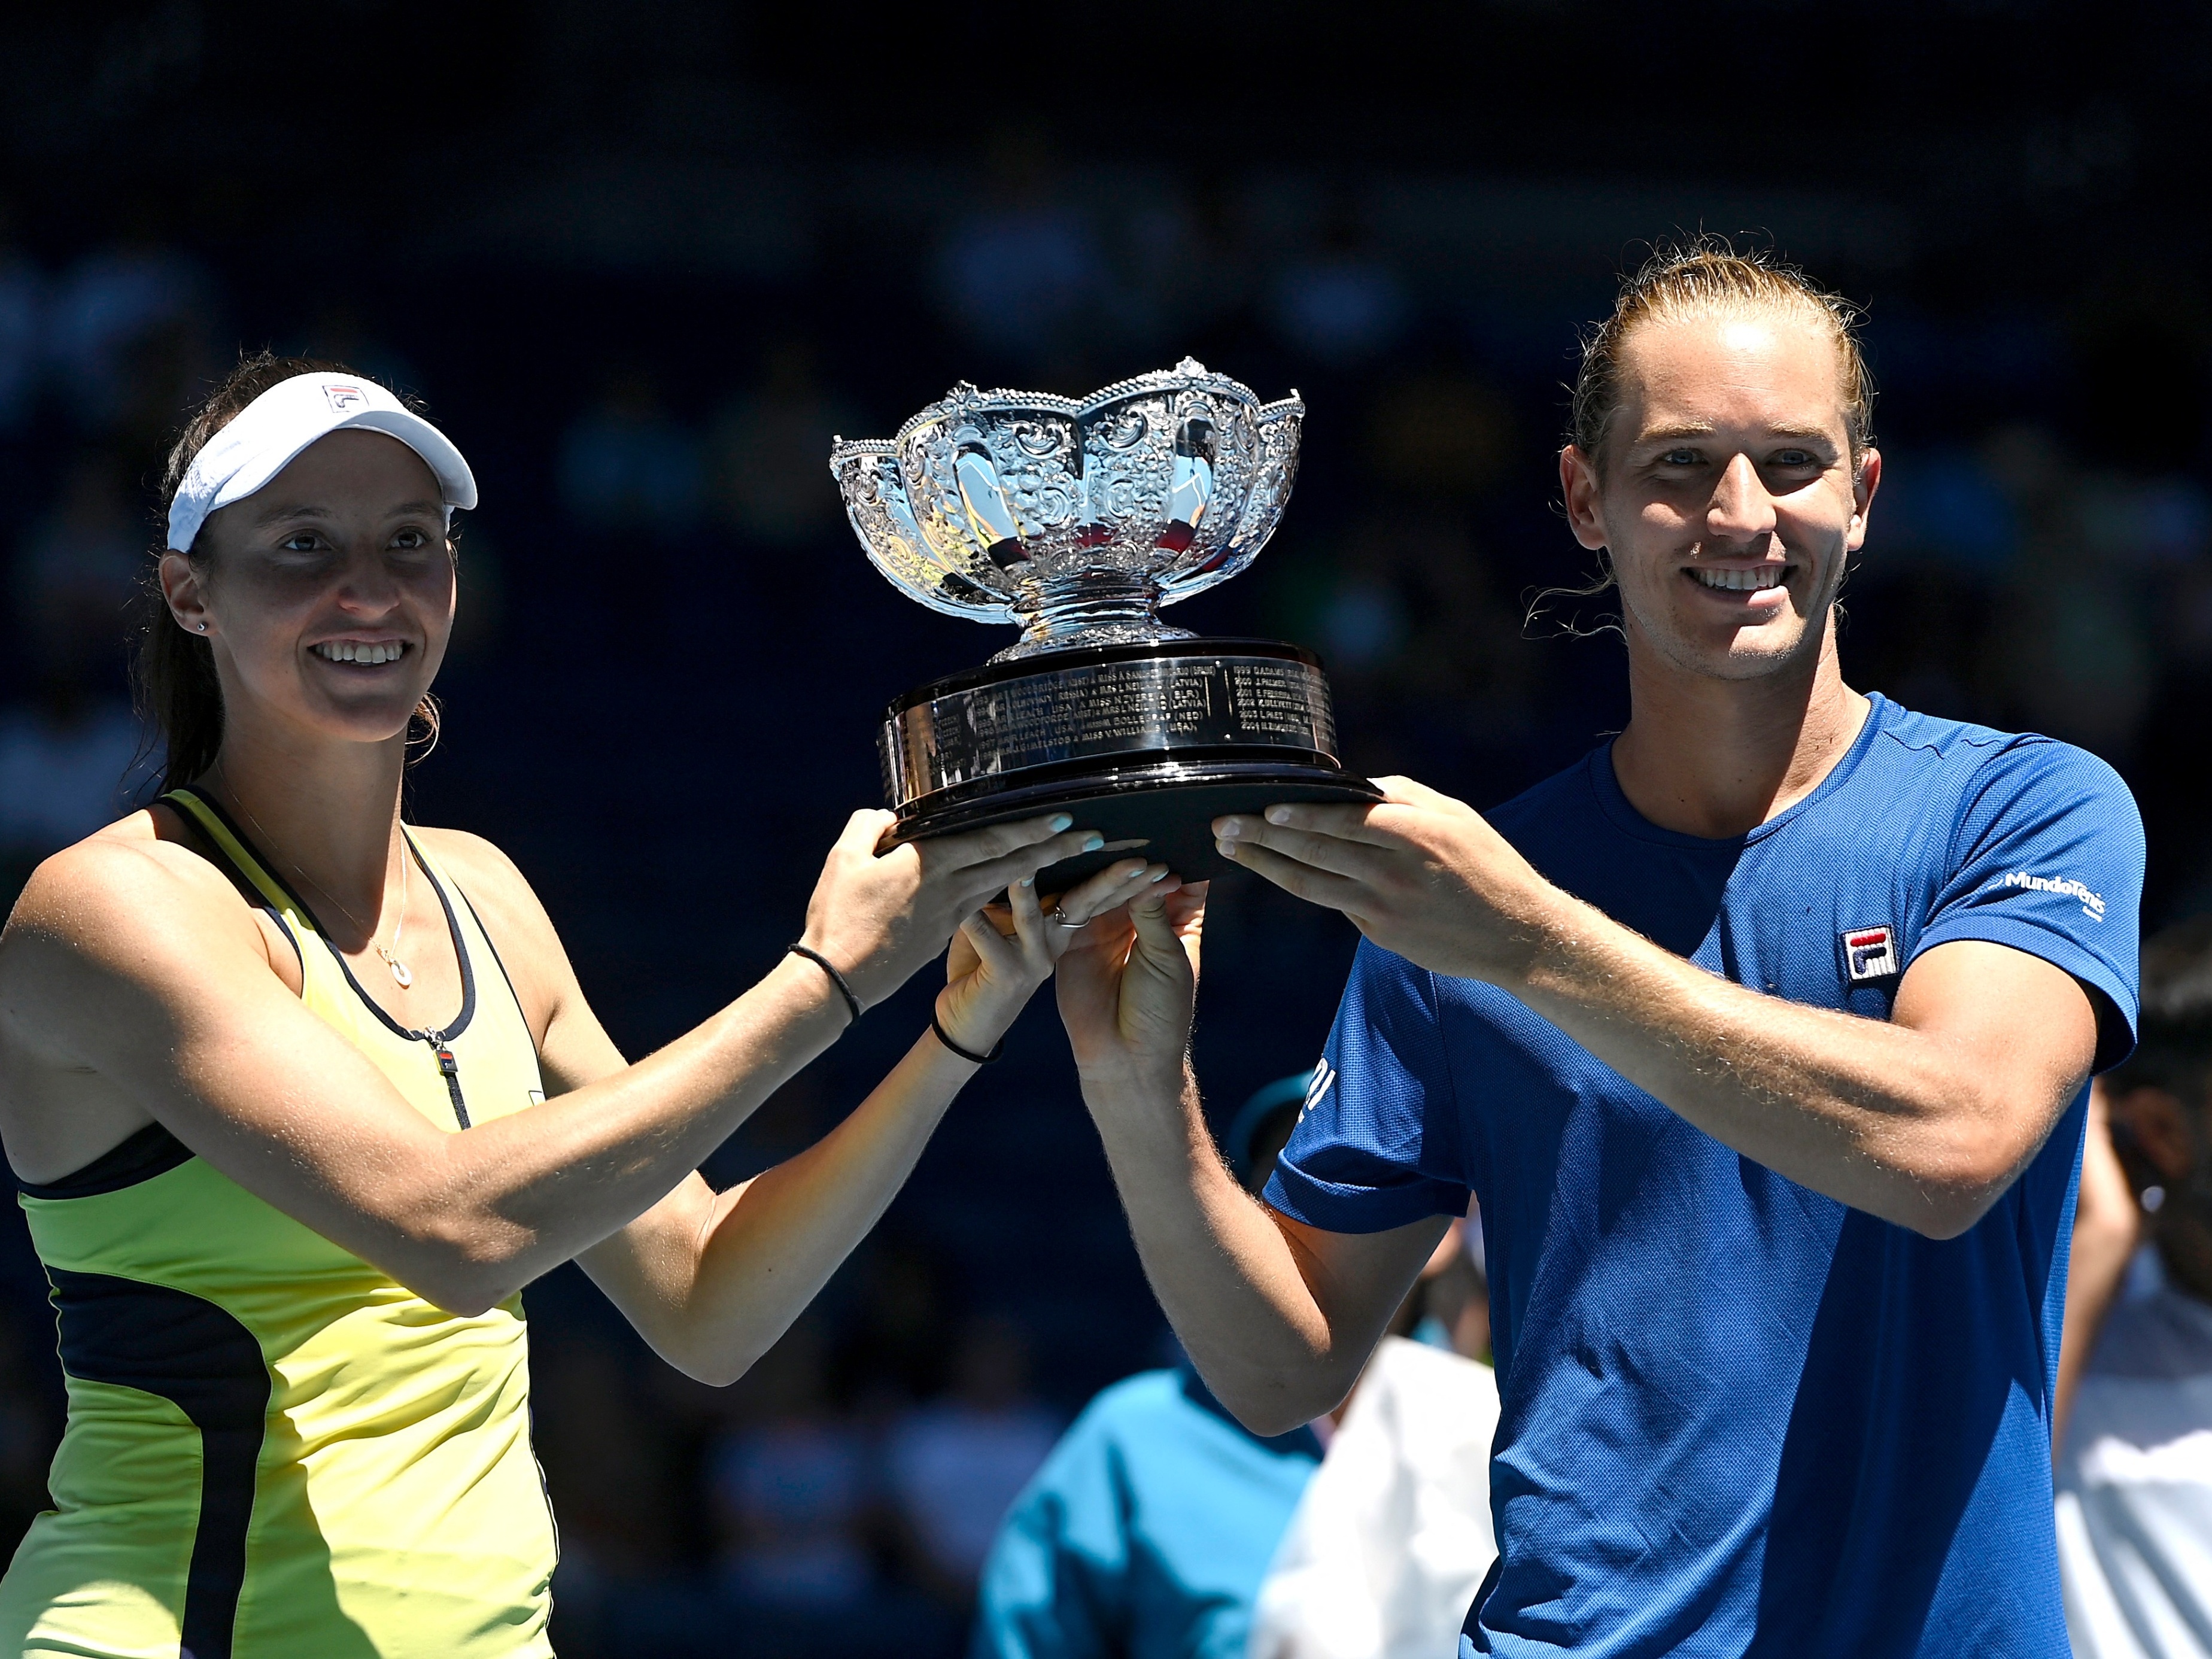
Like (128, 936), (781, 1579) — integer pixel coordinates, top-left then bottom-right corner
(833, 360), (1377, 887)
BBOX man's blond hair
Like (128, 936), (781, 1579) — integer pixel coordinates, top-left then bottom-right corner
(1570, 238), (1875, 467)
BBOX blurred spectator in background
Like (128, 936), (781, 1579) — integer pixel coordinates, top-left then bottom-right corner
(706, 340), (855, 545)
(2054, 916), (2212, 1657)
(1247, 1323), (1499, 1659)
(0, 451), (147, 867)
(935, 135), (1110, 384)
(558, 365), (703, 532)
(44, 236), (213, 448)
(971, 1072), (1326, 1659)
(530, 1332), (687, 1584)
(1272, 367), (1534, 776)
(1266, 202), (1408, 367)
(1982, 426), (2164, 762)
(707, 1315), (888, 1655)
(0, 209), (38, 437)
(891, 1311), (1061, 1603)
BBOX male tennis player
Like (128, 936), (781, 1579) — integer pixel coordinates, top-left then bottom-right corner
(1053, 244), (2144, 1657)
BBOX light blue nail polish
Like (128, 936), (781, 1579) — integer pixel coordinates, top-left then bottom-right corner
(1266, 806), (1291, 825)
(1151, 870), (1171, 882)
(1217, 839), (1238, 858)
(1083, 834), (1105, 851)
(1049, 813), (1074, 832)
(1019, 876), (1034, 887)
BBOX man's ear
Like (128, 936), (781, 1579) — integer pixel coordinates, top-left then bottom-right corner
(1848, 448), (1882, 551)
(2108, 1084), (2196, 1184)
(1559, 445), (1608, 552)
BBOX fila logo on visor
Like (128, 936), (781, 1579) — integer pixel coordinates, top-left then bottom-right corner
(323, 384), (369, 412)
(1843, 925), (1899, 983)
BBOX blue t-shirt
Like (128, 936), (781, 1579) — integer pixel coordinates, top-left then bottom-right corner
(971, 1365), (1322, 1659)
(1263, 695), (2143, 1659)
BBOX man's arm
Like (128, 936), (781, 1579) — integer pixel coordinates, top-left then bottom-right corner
(1056, 888), (1450, 1434)
(2056, 1081), (2141, 1450)
(1213, 778), (2099, 1240)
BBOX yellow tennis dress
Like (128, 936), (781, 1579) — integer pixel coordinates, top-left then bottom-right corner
(0, 787), (558, 1658)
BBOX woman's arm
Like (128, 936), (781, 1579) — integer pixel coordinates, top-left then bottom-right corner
(0, 809), (1101, 1315)
(451, 837), (1174, 1382)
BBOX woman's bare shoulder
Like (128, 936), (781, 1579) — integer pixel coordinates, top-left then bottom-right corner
(0, 811), (273, 1040)
(411, 827), (562, 947)
(4, 812), (244, 944)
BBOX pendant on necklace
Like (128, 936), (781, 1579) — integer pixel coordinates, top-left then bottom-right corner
(379, 949), (414, 990)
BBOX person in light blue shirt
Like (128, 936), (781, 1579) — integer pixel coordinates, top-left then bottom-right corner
(970, 1078), (1324, 1659)
(1050, 241), (2145, 1659)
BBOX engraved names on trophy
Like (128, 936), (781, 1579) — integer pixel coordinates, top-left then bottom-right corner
(885, 652), (1337, 805)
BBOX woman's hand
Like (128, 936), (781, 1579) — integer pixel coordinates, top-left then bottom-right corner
(1055, 880), (1209, 1097)
(798, 810), (1108, 1011)
(936, 858), (1179, 1056)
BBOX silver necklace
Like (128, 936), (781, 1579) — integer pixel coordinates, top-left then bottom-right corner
(214, 764), (415, 990)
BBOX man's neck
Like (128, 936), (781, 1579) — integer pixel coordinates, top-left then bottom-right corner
(1609, 621), (1870, 840)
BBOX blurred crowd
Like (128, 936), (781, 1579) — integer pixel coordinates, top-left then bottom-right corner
(2, 152), (2211, 1655)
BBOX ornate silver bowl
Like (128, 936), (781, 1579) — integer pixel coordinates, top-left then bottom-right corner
(830, 357), (1302, 660)
(831, 359), (1371, 880)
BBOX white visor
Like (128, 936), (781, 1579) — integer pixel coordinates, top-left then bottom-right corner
(165, 371), (478, 553)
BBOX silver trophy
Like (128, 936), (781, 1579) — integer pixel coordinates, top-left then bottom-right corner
(832, 357), (1376, 882)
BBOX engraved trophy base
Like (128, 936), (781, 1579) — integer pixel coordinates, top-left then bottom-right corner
(876, 639), (1380, 888)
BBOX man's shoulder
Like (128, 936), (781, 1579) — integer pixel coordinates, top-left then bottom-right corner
(1863, 699), (2129, 805)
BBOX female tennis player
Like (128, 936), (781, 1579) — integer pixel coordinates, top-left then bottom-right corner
(0, 354), (1171, 1658)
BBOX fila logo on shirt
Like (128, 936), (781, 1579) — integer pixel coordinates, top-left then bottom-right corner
(323, 384), (369, 412)
(1301, 1061), (1337, 1118)
(1842, 925), (1900, 983)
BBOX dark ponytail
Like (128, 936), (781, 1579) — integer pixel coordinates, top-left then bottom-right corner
(134, 351), (445, 791)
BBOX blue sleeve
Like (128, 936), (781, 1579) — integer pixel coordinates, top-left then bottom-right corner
(1262, 939), (1472, 1233)
(1915, 737), (2143, 1071)
(968, 1406), (1125, 1659)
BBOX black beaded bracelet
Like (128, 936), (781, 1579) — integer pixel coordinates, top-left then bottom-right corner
(930, 1008), (1004, 1065)
(787, 942), (862, 1028)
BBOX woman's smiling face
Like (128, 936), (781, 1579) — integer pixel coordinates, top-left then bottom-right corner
(1563, 305), (1880, 683)
(161, 428), (456, 748)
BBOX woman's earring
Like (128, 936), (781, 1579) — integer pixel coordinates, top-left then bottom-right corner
(198, 622), (208, 632)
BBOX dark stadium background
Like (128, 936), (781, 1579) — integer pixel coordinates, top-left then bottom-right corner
(1, 5), (2207, 1653)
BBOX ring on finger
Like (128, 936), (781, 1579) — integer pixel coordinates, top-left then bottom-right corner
(1047, 906), (1084, 928)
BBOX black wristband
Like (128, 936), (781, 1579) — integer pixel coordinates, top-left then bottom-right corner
(788, 943), (862, 1028)
(930, 1008), (1004, 1065)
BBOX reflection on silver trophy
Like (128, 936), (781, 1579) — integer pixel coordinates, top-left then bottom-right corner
(832, 357), (1376, 880)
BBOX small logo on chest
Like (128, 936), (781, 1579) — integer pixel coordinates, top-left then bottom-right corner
(1842, 924), (1900, 983)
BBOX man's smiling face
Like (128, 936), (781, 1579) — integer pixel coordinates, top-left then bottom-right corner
(1563, 306), (1880, 683)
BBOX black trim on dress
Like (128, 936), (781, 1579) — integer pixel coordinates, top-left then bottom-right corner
(49, 1268), (269, 1659)
(13, 1121), (195, 1200)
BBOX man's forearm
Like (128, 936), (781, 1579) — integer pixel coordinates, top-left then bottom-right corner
(1078, 1061), (1354, 1433)
(1509, 892), (2082, 1236)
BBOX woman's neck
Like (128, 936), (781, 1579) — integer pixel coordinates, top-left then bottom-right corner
(198, 717), (410, 946)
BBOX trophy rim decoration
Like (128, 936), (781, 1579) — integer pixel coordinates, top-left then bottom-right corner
(830, 356), (1305, 661)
